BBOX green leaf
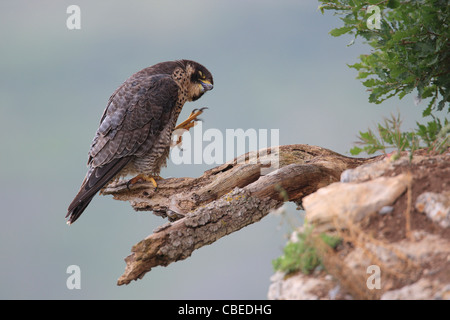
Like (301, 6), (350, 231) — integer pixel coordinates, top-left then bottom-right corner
(362, 78), (378, 87)
(350, 146), (363, 155)
(348, 62), (364, 70)
(356, 71), (371, 79)
(318, 5), (325, 14)
(329, 26), (354, 37)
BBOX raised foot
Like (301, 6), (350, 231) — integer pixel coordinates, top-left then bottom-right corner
(175, 107), (208, 131)
(172, 107), (208, 147)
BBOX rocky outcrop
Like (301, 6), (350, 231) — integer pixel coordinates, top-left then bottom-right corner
(415, 191), (450, 229)
(268, 151), (450, 300)
(303, 173), (411, 232)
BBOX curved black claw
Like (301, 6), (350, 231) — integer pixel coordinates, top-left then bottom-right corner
(126, 179), (133, 190)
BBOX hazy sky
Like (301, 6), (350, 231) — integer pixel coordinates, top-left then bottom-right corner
(0, 1), (425, 299)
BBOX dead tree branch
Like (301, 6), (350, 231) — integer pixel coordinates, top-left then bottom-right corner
(101, 144), (381, 285)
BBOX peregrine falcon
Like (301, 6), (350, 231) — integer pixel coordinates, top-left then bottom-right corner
(66, 60), (214, 224)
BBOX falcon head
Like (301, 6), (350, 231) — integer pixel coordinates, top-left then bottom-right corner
(182, 60), (214, 101)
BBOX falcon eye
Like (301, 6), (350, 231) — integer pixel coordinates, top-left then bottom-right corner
(198, 71), (205, 80)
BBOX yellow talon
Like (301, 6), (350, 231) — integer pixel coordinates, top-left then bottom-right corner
(127, 174), (161, 189)
(173, 107), (208, 148)
(175, 107), (207, 131)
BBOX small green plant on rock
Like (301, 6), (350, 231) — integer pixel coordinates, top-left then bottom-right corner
(272, 225), (341, 275)
(350, 112), (449, 156)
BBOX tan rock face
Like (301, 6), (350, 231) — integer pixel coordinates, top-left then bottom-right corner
(303, 174), (411, 232)
(269, 151), (450, 300)
(415, 191), (450, 228)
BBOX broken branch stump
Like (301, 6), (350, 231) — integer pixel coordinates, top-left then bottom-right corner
(101, 144), (381, 285)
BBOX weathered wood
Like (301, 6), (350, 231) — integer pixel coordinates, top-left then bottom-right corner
(118, 188), (281, 285)
(102, 145), (374, 219)
(101, 144), (381, 285)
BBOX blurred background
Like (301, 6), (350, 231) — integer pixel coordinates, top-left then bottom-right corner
(0, 0), (424, 299)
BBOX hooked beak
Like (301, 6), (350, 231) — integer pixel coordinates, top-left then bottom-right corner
(200, 79), (213, 92)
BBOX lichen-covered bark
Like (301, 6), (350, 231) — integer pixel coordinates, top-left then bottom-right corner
(118, 188), (281, 285)
(101, 144), (381, 285)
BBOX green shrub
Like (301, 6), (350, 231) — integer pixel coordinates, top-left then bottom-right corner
(318, 0), (449, 155)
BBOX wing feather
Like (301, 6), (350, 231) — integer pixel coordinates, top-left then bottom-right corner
(67, 71), (180, 224)
(89, 74), (178, 167)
